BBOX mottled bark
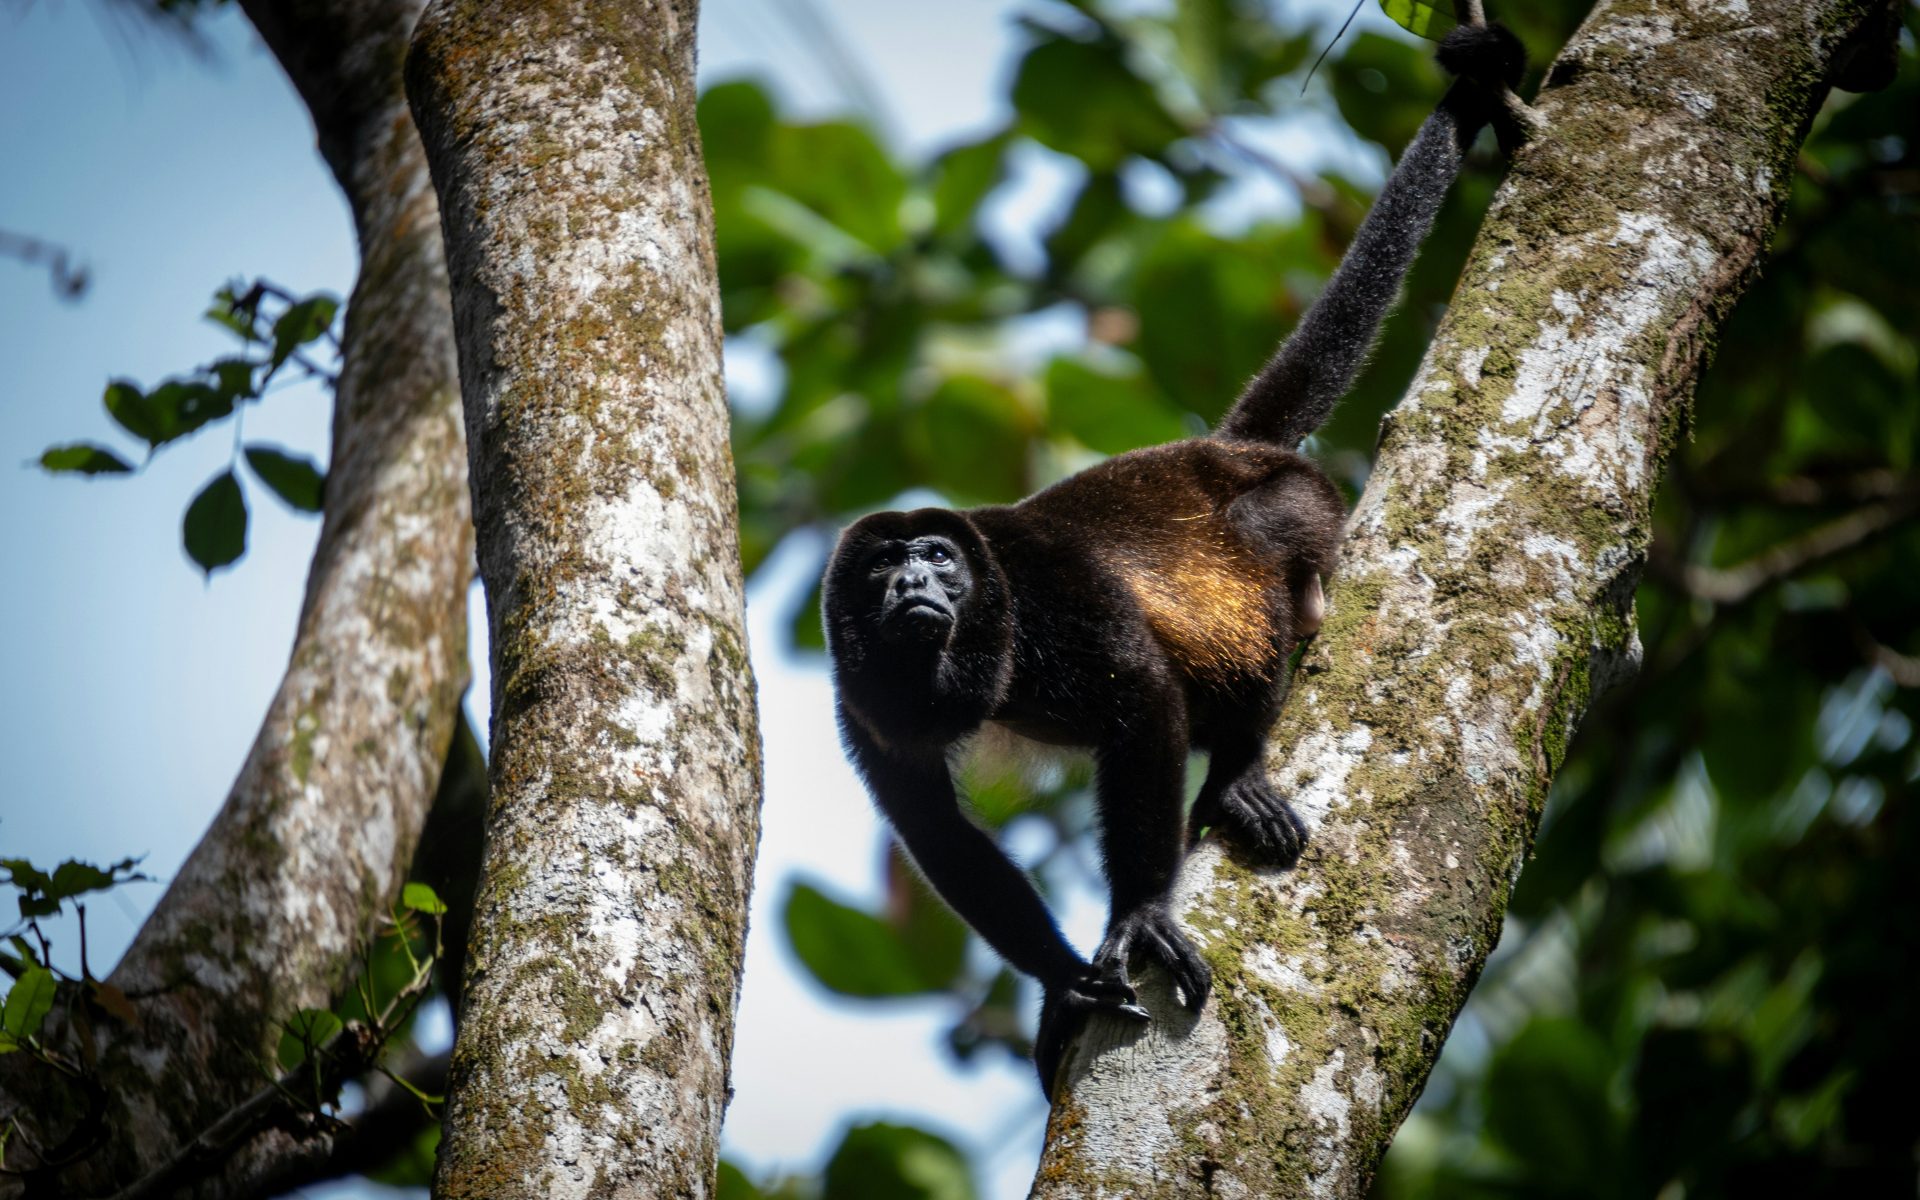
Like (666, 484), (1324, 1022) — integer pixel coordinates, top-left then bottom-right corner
(404, 2), (762, 1197)
(0, 0), (471, 1195)
(1033, 0), (1871, 1195)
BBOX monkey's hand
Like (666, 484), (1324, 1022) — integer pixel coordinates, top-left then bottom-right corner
(1033, 961), (1150, 1098)
(1092, 901), (1213, 1014)
(1194, 771), (1308, 866)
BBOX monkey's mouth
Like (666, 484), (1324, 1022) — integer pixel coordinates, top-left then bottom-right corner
(883, 595), (954, 639)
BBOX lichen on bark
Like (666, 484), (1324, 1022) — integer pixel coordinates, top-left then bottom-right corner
(1032, 0), (1873, 1195)
(405, 2), (762, 1197)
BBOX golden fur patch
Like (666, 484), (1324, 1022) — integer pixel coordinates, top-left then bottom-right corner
(1120, 536), (1275, 682)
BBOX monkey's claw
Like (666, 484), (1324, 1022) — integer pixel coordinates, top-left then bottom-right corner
(1093, 903), (1213, 1014)
(1214, 775), (1308, 866)
(1033, 963), (1151, 1097)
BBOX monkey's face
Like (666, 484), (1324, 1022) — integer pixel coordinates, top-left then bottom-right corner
(825, 509), (999, 666)
(862, 534), (975, 645)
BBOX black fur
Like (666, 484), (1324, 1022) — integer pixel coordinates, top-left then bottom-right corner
(823, 26), (1524, 1100)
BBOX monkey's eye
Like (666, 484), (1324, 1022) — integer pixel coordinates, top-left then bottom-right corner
(926, 546), (952, 565)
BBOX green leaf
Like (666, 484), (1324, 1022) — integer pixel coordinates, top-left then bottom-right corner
(277, 1008), (343, 1070)
(210, 357), (258, 400)
(1047, 358), (1189, 455)
(401, 882), (448, 915)
(1, 967), (56, 1042)
(269, 294), (340, 372)
(182, 471), (248, 575)
(103, 380), (162, 444)
(1378, 0), (1458, 40)
(769, 122), (907, 254)
(783, 881), (947, 998)
(244, 445), (325, 513)
(38, 443), (133, 475)
(929, 132), (1012, 240)
(47, 861), (115, 900)
(822, 1121), (977, 1200)
(905, 375), (1034, 504)
(1012, 36), (1187, 171)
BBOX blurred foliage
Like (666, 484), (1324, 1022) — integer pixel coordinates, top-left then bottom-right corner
(713, 0), (1920, 1194)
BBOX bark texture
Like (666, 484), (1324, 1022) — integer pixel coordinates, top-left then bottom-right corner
(1033, 0), (1872, 1195)
(405, 2), (763, 1197)
(0, 0), (471, 1195)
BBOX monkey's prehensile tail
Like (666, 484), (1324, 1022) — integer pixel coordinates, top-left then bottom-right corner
(1216, 23), (1525, 450)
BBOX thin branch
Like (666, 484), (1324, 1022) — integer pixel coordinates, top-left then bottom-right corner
(1850, 618), (1920, 688)
(1677, 496), (1919, 605)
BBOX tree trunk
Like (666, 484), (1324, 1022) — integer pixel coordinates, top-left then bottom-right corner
(0, 0), (472, 1195)
(1033, 0), (1873, 1194)
(404, 2), (763, 1197)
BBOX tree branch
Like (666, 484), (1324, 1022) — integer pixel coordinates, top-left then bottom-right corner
(1033, 0), (1877, 1194)
(406, 0), (765, 1195)
(1674, 496), (1919, 606)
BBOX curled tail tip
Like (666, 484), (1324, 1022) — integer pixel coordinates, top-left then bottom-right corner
(1436, 21), (1526, 90)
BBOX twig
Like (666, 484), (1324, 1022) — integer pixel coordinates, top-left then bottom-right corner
(1850, 618), (1920, 688)
(1676, 496), (1919, 606)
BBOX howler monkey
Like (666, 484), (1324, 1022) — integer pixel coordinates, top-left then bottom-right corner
(824, 23), (1526, 1097)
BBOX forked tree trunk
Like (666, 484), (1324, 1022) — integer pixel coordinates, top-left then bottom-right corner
(405, 1), (763, 1197)
(1033, 0), (1874, 1194)
(0, 0), (472, 1194)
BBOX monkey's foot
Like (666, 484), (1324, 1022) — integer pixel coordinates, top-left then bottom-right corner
(1092, 902), (1213, 1014)
(1212, 775), (1308, 866)
(1033, 963), (1149, 1098)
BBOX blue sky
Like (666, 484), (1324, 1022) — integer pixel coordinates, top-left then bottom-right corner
(0, 1), (1399, 1194)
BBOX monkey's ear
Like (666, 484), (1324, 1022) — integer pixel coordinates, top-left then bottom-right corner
(1436, 22), (1525, 91)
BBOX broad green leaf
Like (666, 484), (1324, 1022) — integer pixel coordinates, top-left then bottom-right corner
(768, 122), (907, 254)
(822, 1122), (977, 1200)
(103, 380), (162, 444)
(783, 881), (944, 998)
(1, 967), (55, 1041)
(905, 375), (1033, 504)
(210, 357), (257, 399)
(277, 1008), (343, 1070)
(401, 882), (448, 915)
(1046, 357), (1189, 455)
(183, 471), (248, 575)
(1379, 0), (1458, 40)
(244, 445), (325, 513)
(38, 444), (131, 475)
(1012, 36), (1187, 171)
(929, 131), (1012, 239)
(270, 294), (340, 372)
(46, 860), (116, 900)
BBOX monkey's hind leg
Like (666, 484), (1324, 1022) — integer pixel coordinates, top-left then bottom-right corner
(1190, 729), (1308, 866)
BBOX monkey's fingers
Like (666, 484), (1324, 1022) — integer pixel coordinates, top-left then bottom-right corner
(1138, 916), (1213, 1012)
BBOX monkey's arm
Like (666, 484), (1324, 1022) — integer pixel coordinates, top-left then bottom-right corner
(840, 710), (1107, 993)
(1217, 23), (1525, 448)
